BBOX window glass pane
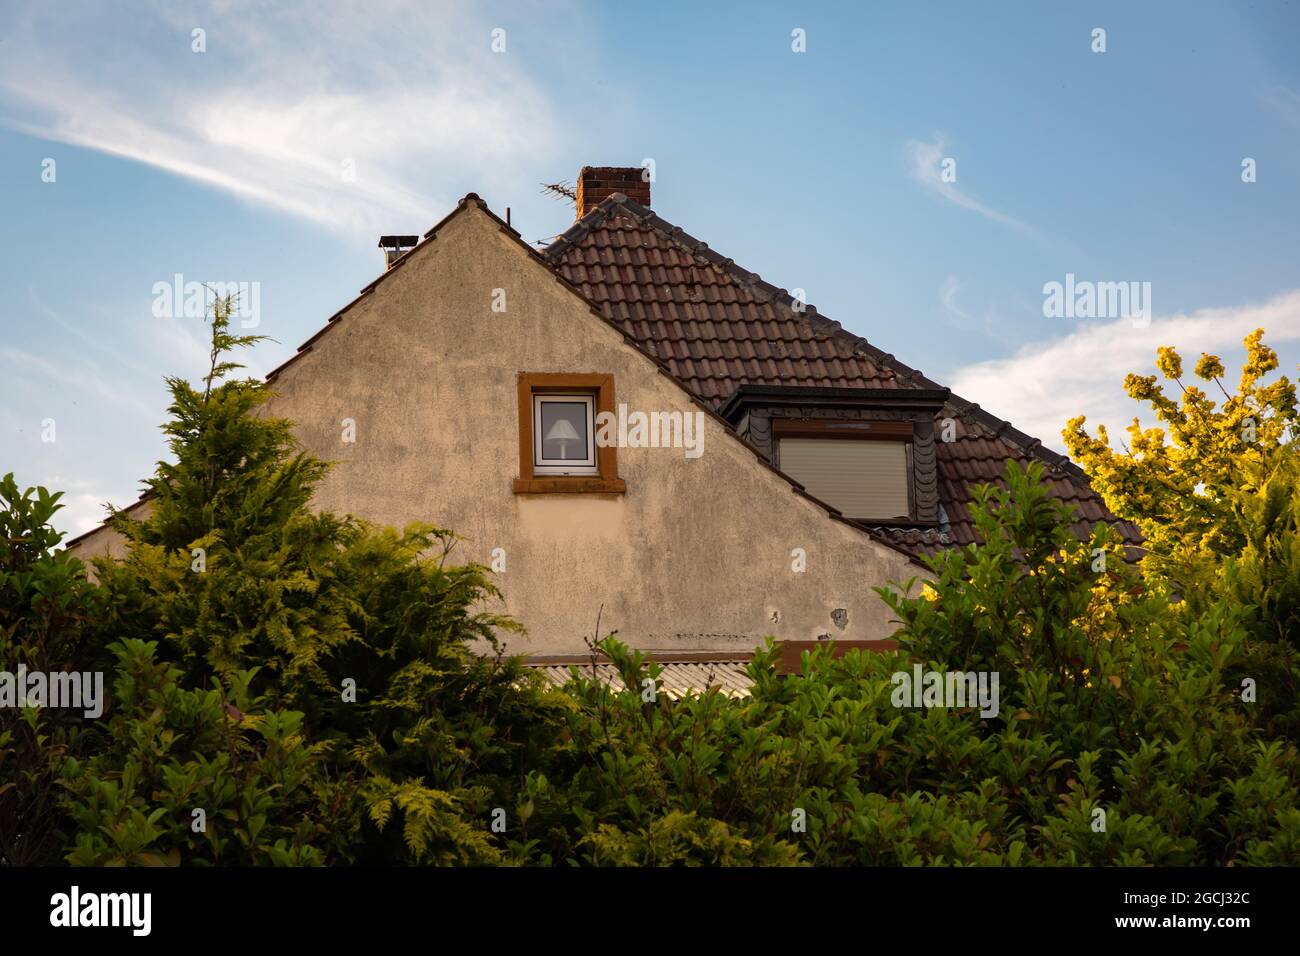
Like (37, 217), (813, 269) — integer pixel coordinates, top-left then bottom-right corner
(538, 401), (590, 462)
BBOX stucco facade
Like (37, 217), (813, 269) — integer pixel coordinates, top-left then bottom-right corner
(69, 197), (926, 655)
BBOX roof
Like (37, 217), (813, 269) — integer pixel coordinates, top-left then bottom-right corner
(719, 384), (952, 418)
(524, 641), (903, 697)
(526, 655), (754, 699)
(543, 194), (1142, 560)
(67, 190), (1138, 566)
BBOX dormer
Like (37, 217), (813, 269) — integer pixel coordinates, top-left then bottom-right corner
(720, 385), (950, 525)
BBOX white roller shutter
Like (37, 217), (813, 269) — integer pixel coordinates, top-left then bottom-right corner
(779, 439), (909, 520)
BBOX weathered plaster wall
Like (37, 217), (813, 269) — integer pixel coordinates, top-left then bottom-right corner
(71, 199), (926, 654)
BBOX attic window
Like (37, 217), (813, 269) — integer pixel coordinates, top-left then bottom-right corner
(514, 373), (626, 495)
(533, 394), (597, 475)
(779, 437), (910, 521)
(773, 419), (915, 522)
(719, 386), (948, 526)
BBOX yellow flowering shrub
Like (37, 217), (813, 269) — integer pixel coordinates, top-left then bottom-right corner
(1063, 329), (1298, 593)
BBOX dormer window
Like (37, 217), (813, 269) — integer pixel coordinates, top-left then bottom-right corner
(777, 430), (911, 522)
(719, 385), (949, 525)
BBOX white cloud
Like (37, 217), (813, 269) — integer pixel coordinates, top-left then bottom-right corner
(906, 134), (1034, 235)
(49, 491), (119, 537)
(949, 289), (1300, 452)
(0, 1), (572, 236)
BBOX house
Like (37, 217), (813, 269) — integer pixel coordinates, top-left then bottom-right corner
(66, 166), (1139, 686)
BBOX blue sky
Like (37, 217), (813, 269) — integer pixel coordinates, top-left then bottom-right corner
(2, 0), (1298, 536)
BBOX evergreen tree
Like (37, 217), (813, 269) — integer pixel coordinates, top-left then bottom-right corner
(67, 298), (560, 865)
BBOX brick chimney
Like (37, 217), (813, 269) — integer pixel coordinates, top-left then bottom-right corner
(575, 166), (650, 219)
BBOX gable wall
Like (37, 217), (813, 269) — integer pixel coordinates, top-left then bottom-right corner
(74, 202), (927, 653)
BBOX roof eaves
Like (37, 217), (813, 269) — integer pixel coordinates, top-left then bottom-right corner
(267, 193), (500, 384)
(719, 384), (952, 420)
(62, 491), (151, 549)
(524, 651), (755, 666)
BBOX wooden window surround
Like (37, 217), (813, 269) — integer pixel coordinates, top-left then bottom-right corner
(514, 373), (626, 494)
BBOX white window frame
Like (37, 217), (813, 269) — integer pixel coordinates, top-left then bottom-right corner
(532, 393), (598, 476)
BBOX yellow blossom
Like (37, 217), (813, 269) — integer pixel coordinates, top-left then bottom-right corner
(1156, 346), (1183, 380)
(1194, 353), (1224, 381)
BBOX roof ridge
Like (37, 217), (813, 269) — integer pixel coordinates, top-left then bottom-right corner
(544, 193), (1087, 482)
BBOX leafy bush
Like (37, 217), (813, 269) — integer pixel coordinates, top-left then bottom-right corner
(509, 464), (1299, 866)
(1065, 332), (1300, 735)
(0, 475), (100, 865)
(59, 640), (330, 866)
(4, 313), (1297, 867)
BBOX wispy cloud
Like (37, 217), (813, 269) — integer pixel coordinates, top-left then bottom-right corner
(938, 274), (1016, 344)
(0, 1), (574, 236)
(906, 134), (1034, 235)
(0, 346), (156, 416)
(949, 289), (1300, 452)
(939, 275), (965, 319)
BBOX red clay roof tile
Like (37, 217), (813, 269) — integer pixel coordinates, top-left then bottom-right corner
(544, 194), (1142, 560)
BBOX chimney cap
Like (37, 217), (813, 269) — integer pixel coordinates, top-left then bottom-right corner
(378, 235), (419, 248)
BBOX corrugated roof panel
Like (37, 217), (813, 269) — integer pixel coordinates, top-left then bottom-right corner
(528, 661), (754, 699)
